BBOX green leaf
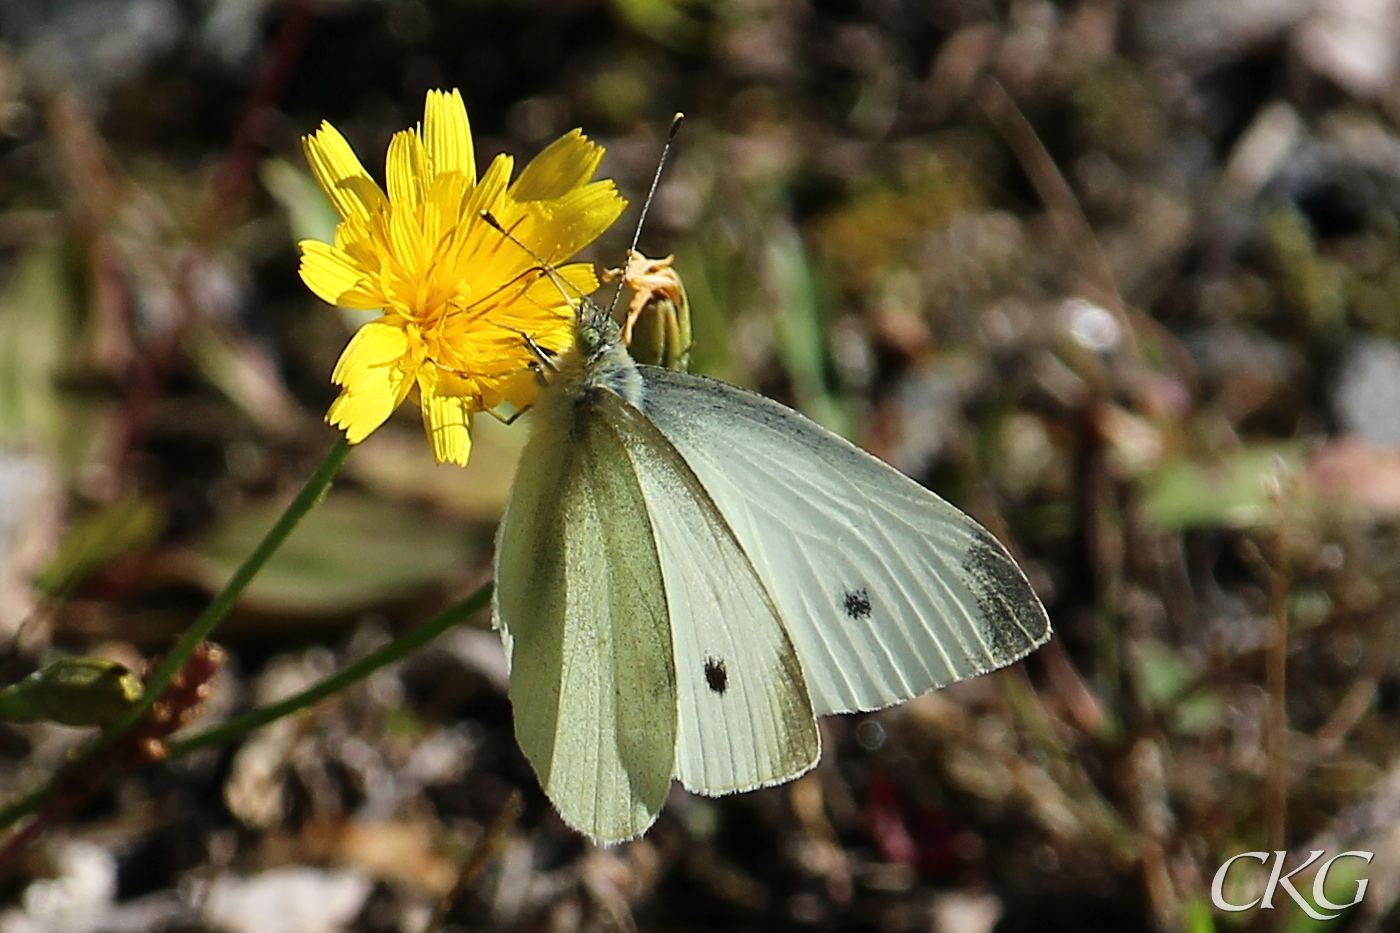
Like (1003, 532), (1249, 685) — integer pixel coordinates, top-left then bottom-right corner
(35, 493), (165, 597)
(262, 158), (341, 246)
(344, 418), (526, 523)
(0, 244), (76, 456)
(1129, 639), (1223, 735)
(174, 493), (476, 614)
(765, 221), (851, 437)
(1140, 445), (1305, 530)
(1181, 895), (1216, 933)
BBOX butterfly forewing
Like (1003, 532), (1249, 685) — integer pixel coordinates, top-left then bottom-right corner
(637, 366), (1051, 717)
(493, 398), (677, 842)
(596, 391), (821, 796)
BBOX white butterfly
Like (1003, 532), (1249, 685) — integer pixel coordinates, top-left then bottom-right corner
(492, 303), (1051, 843)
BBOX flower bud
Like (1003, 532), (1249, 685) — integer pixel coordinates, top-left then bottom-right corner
(612, 251), (691, 372)
(0, 657), (143, 727)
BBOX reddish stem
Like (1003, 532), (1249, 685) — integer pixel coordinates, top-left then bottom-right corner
(203, 0), (319, 238)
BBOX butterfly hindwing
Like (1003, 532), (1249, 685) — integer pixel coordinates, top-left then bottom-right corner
(493, 392), (677, 842)
(637, 366), (1051, 716)
(596, 391), (820, 796)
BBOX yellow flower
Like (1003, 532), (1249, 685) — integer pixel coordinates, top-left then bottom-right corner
(298, 89), (627, 465)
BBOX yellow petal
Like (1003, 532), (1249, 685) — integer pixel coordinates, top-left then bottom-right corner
(339, 176), (392, 217)
(464, 153), (514, 225)
(418, 366), (475, 465)
(448, 155), (525, 286)
(337, 228), (383, 275)
(299, 240), (384, 310)
(386, 129), (427, 211)
(517, 262), (599, 314)
(301, 93), (628, 462)
(387, 205), (427, 281)
(510, 129), (604, 202)
(423, 89), (475, 185)
(556, 261), (601, 295)
(327, 318), (415, 443)
(518, 180), (628, 265)
(303, 122), (386, 221)
(423, 170), (470, 253)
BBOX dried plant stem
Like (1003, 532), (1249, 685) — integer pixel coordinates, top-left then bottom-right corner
(1313, 677), (1379, 759)
(1265, 509), (1292, 853)
(975, 78), (1134, 726)
(1087, 455), (1124, 726)
(203, 0), (318, 237)
(973, 77), (1139, 363)
(425, 790), (524, 933)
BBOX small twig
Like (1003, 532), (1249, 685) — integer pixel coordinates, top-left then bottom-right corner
(1312, 611), (1392, 760)
(975, 78), (1136, 727)
(973, 77), (1140, 362)
(424, 791), (524, 933)
(1312, 677), (1378, 759)
(1264, 476), (1294, 853)
(1086, 448), (1125, 726)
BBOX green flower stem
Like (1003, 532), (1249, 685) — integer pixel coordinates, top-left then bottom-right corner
(0, 436), (353, 834)
(168, 580), (493, 757)
(129, 436), (353, 731)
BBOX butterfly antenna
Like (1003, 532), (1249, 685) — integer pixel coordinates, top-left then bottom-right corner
(479, 211), (593, 312)
(607, 112), (685, 318)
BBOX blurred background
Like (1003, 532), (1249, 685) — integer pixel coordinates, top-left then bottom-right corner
(3, 0), (1400, 930)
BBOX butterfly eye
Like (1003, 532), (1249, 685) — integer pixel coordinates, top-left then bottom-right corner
(842, 588), (872, 620)
(703, 658), (728, 694)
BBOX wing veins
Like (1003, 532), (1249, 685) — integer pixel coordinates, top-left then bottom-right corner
(636, 366), (1050, 716)
(595, 389), (820, 795)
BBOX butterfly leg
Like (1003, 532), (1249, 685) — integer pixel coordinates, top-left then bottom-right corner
(485, 402), (533, 426)
(491, 322), (561, 374)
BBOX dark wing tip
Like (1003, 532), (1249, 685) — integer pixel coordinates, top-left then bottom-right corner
(962, 534), (1053, 664)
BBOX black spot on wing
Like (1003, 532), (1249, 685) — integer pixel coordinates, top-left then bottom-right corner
(842, 587), (872, 619)
(962, 535), (1050, 661)
(704, 657), (728, 694)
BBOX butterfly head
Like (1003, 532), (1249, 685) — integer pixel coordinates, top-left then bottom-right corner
(568, 298), (643, 405)
(574, 299), (626, 364)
